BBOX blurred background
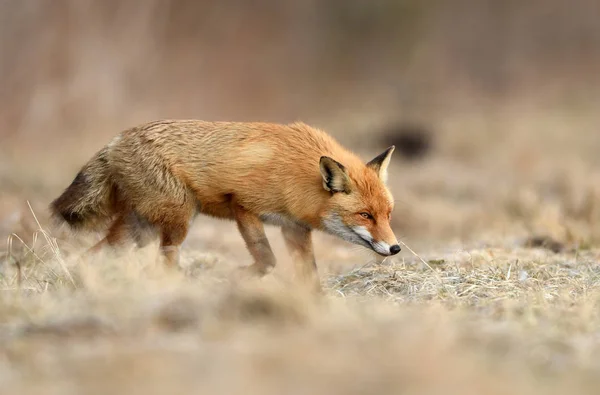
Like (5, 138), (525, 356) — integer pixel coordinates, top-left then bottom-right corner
(1, 0), (600, 253)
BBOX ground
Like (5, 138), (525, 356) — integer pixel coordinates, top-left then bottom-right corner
(1, 104), (600, 394)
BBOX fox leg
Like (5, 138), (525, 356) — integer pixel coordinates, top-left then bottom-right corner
(232, 203), (276, 276)
(126, 210), (157, 249)
(145, 204), (193, 268)
(281, 225), (321, 292)
(159, 224), (188, 267)
(83, 210), (156, 260)
(85, 213), (131, 256)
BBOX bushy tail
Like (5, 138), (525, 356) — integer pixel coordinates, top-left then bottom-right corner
(50, 147), (117, 230)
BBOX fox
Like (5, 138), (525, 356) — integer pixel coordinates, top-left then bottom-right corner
(50, 120), (401, 290)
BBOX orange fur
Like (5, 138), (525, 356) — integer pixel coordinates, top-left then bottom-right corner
(50, 120), (400, 290)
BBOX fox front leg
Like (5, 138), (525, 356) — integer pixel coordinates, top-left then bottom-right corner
(281, 225), (321, 292)
(232, 202), (277, 276)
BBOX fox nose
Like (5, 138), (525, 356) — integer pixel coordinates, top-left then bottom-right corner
(389, 244), (401, 255)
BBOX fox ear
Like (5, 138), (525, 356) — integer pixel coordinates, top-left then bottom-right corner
(320, 156), (351, 193)
(367, 146), (395, 183)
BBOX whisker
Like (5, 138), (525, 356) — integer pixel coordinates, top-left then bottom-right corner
(393, 197), (413, 206)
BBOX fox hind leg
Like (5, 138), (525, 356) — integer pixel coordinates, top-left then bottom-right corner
(133, 198), (195, 268)
(126, 210), (158, 249)
(110, 161), (195, 267)
(157, 209), (192, 267)
(89, 206), (191, 267)
(84, 212), (132, 258)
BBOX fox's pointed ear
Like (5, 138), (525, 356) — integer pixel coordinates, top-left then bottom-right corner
(367, 146), (395, 183)
(320, 156), (351, 193)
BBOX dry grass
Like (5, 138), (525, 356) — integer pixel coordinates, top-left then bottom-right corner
(1, 200), (600, 394)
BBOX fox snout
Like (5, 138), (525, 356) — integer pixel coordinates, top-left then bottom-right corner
(352, 226), (401, 256)
(370, 239), (402, 256)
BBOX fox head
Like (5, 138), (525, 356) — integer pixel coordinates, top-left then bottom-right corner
(319, 146), (401, 257)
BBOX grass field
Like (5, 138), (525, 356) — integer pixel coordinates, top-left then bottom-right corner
(1, 104), (600, 394)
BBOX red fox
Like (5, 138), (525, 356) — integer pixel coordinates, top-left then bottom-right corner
(50, 120), (400, 289)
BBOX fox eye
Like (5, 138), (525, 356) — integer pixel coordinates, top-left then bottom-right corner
(359, 212), (373, 220)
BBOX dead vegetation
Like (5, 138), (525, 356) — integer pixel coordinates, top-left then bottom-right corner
(0, 200), (600, 394)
